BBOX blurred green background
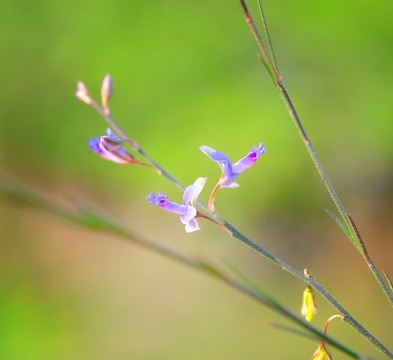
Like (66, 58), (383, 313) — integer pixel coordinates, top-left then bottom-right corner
(0, 0), (392, 359)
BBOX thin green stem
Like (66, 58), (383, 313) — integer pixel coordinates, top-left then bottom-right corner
(237, 0), (393, 309)
(382, 270), (393, 294)
(237, 0), (279, 81)
(257, 0), (280, 74)
(347, 214), (393, 307)
(276, 81), (350, 229)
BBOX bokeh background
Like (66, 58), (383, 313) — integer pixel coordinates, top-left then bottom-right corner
(1, 0), (392, 359)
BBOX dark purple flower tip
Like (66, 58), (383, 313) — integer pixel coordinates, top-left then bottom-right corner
(248, 143), (267, 161)
(146, 191), (169, 206)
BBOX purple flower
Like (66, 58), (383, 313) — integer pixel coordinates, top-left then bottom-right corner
(199, 143), (267, 188)
(88, 128), (136, 164)
(146, 177), (207, 233)
(199, 143), (266, 212)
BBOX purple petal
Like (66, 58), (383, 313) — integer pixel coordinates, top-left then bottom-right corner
(106, 128), (116, 137)
(88, 137), (102, 155)
(248, 143), (267, 161)
(232, 143), (267, 174)
(210, 151), (231, 164)
(146, 191), (168, 206)
(231, 154), (254, 174)
(163, 202), (187, 216)
(220, 179), (240, 189)
(198, 145), (216, 157)
(199, 145), (236, 180)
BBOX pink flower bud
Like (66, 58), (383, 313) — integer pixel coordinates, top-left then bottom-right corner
(101, 74), (114, 114)
(75, 82), (92, 105)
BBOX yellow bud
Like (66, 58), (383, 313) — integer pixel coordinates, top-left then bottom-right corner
(311, 343), (333, 360)
(301, 285), (317, 322)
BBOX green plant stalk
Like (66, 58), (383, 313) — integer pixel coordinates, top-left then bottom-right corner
(0, 175), (362, 359)
(85, 99), (393, 359)
(236, 0), (393, 310)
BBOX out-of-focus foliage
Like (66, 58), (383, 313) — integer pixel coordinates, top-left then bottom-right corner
(0, 1), (392, 359)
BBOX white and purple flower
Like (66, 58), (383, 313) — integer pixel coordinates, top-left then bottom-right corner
(88, 128), (136, 164)
(199, 143), (267, 212)
(146, 177), (207, 233)
(199, 143), (267, 188)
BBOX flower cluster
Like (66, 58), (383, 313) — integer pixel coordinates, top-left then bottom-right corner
(146, 143), (267, 231)
(87, 139), (266, 232)
(78, 77), (267, 233)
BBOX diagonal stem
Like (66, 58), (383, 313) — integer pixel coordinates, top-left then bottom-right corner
(237, 0), (393, 309)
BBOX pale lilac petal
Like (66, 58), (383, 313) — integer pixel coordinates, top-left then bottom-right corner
(210, 151), (231, 164)
(161, 201), (187, 216)
(232, 143), (267, 174)
(183, 177), (207, 206)
(198, 145), (216, 157)
(179, 205), (197, 224)
(232, 154), (254, 174)
(199, 146), (236, 179)
(220, 179), (240, 189)
(183, 185), (196, 206)
(184, 218), (200, 233)
(106, 128), (116, 137)
(146, 192), (187, 216)
(146, 191), (168, 206)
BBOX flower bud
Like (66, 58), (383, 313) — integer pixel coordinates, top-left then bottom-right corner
(75, 82), (92, 105)
(101, 74), (113, 114)
(311, 343), (333, 360)
(301, 285), (317, 322)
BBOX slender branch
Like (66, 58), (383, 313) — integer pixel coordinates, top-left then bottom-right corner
(276, 82), (350, 228)
(347, 214), (393, 307)
(382, 270), (393, 294)
(237, 0), (393, 309)
(237, 0), (279, 81)
(257, 0), (280, 74)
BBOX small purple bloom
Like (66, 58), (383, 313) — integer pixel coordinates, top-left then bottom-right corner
(88, 128), (136, 164)
(147, 177), (207, 233)
(199, 143), (267, 188)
